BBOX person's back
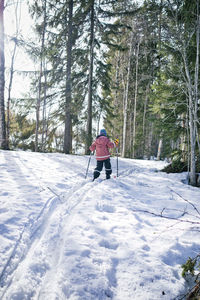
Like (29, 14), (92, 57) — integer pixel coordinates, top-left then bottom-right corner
(91, 135), (114, 161)
(89, 129), (118, 181)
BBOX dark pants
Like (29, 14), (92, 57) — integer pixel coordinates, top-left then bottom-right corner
(93, 159), (112, 180)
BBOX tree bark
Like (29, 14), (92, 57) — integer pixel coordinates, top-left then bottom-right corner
(157, 138), (163, 160)
(194, 0), (200, 154)
(64, 0), (73, 154)
(35, 0), (47, 152)
(122, 32), (133, 158)
(85, 0), (95, 155)
(7, 1), (21, 149)
(7, 39), (17, 149)
(183, 49), (196, 186)
(132, 40), (140, 158)
(41, 61), (47, 152)
(0, 0), (6, 149)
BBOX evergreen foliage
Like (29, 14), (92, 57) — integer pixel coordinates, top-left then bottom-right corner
(181, 255), (200, 299)
(2, 0), (200, 184)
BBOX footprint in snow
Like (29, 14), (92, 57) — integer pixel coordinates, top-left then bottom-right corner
(96, 203), (115, 213)
(81, 249), (91, 257)
(99, 239), (118, 250)
(142, 244), (150, 252)
(56, 183), (68, 189)
(30, 262), (50, 277)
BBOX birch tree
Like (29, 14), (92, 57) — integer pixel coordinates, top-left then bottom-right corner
(157, 0), (199, 184)
(181, 1), (199, 186)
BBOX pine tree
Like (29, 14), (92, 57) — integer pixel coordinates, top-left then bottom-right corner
(63, 0), (73, 154)
(0, 0), (7, 149)
(85, 0), (95, 154)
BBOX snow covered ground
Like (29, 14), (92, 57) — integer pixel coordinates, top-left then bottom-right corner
(0, 150), (200, 300)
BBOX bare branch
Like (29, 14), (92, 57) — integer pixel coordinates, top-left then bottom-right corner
(131, 208), (200, 225)
(169, 187), (200, 215)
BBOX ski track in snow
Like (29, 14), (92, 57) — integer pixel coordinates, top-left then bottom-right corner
(0, 151), (116, 299)
(0, 150), (200, 299)
(0, 153), (91, 297)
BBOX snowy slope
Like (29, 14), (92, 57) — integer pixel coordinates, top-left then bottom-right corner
(0, 150), (200, 300)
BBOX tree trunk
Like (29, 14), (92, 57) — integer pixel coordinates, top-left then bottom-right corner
(129, 106), (134, 157)
(155, 0), (163, 161)
(41, 63), (47, 152)
(122, 32), (133, 158)
(0, 0), (6, 149)
(114, 51), (120, 108)
(142, 84), (150, 157)
(85, 0), (95, 155)
(41, 0), (47, 152)
(96, 108), (102, 136)
(7, 0), (21, 149)
(157, 138), (163, 160)
(7, 40), (17, 149)
(142, 84), (149, 136)
(64, 0), (73, 154)
(188, 95), (196, 186)
(147, 122), (153, 159)
(132, 40), (140, 158)
(35, 0), (47, 152)
(35, 63), (42, 152)
(180, 114), (187, 161)
(183, 49), (196, 186)
(194, 0), (200, 154)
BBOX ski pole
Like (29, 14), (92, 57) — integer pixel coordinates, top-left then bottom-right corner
(85, 152), (92, 179)
(116, 147), (119, 177)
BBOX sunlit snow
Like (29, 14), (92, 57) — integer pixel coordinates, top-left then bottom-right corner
(0, 150), (199, 299)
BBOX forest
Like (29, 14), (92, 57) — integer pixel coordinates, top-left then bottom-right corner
(0, 0), (199, 186)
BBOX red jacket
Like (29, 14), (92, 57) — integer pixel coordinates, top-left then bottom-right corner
(89, 135), (115, 161)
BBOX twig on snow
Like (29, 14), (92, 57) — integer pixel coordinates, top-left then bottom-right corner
(169, 187), (200, 216)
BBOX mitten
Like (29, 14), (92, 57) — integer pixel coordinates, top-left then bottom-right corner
(114, 138), (119, 146)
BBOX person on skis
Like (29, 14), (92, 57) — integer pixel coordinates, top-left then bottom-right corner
(89, 129), (119, 181)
